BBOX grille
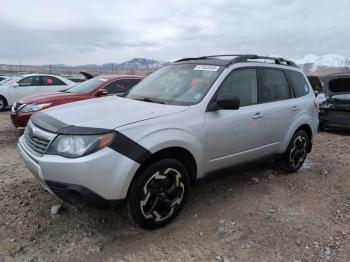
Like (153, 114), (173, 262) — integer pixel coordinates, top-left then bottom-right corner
(23, 122), (56, 156)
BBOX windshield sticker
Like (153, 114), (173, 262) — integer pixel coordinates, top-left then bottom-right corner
(194, 65), (219, 71)
(194, 93), (202, 100)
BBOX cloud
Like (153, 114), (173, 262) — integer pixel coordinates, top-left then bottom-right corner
(0, 0), (349, 65)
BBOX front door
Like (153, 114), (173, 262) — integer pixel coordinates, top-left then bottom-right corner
(204, 68), (265, 172)
(9, 76), (41, 104)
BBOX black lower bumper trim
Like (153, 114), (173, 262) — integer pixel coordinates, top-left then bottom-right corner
(45, 180), (124, 209)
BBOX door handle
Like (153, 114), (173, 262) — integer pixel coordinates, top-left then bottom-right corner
(291, 105), (299, 112)
(252, 112), (264, 119)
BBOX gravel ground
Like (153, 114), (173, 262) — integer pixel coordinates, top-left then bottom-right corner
(0, 110), (350, 262)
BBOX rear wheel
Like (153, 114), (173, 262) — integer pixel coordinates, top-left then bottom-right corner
(127, 159), (189, 229)
(0, 96), (7, 111)
(283, 130), (309, 173)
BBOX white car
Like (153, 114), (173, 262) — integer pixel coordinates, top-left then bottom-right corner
(18, 55), (319, 229)
(0, 74), (75, 111)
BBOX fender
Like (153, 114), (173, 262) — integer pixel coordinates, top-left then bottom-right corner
(0, 86), (9, 104)
(279, 112), (316, 154)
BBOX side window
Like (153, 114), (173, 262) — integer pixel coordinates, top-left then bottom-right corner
(41, 76), (66, 86)
(102, 79), (141, 94)
(259, 69), (290, 103)
(287, 70), (309, 97)
(18, 76), (40, 87)
(216, 69), (257, 107)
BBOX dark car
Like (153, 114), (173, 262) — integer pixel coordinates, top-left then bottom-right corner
(317, 74), (350, 130)
(11, 75), (143, 131)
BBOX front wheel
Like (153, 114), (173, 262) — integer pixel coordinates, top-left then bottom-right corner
(0, 97), (7, 112)
(127, 159), (190, 229)
(283, 130), (309, 173)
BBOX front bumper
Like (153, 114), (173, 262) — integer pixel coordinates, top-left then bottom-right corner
(18, 136), (140, 205)
(10, 112), (32, 130)
(319, 110), (350, 129)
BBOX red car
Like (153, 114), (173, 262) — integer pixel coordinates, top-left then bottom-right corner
(10, 75), (143, 131)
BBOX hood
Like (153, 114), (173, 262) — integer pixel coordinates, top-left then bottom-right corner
(19, 92), (86, 104)
(39, 96), (189, 130)
(324, 74), (350, 96)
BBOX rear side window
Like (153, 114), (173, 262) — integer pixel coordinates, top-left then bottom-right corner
(217, 69), (257, 107)
(19, 76), (40, 86)
(287, 70), (309, 97)
(259, 69), (290, 103)
(103, 79), (141, 94)
(41, 76), (66, 86)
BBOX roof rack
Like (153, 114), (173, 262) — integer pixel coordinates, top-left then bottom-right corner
(174, 54), (298, 68)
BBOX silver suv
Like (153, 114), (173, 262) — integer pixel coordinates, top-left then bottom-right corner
(18, 55), (319, 228)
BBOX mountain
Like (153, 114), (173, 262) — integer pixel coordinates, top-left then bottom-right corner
(294, 54), (350, 73)
(117, 58), (164, 70)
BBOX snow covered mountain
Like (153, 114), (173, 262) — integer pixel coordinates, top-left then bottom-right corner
(294, 54), (350, 68)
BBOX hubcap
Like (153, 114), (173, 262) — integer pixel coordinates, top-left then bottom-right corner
(289, 135), (307, 169)
(140, 168), (185, 222)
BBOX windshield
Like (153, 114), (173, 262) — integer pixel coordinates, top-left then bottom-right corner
(1, 77), (18, 85)
(328, 78), (350, 93)
(127, 64), (223, 105)
(65, 78), (107, 93)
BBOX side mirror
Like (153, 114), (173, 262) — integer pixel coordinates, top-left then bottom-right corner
(95, 89), (108, 97)
(216, 94), (240, 110)
(208, 94), (240, 111)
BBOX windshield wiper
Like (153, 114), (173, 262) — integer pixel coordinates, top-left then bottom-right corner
(116, 92), (129, 97)
(135, 97), (165, 104)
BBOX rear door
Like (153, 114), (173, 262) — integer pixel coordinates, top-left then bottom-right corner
(258, 68), (299, 147)
(9, 76), (41, 104)
(39, 76), (68, 94)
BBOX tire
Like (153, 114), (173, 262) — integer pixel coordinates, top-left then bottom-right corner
(282, 130), (309, 173)
(0, 96), (7, 112)
(127, 159), (190, 229)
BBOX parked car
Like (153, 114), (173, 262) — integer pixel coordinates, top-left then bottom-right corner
(0, 74), (75, 111)
(307, 75), (324, 95)
(317, 73), (350, 130)
(18, 55), (319, 229)
(11, 75), (143, 131)
(0, 76), (9, 82)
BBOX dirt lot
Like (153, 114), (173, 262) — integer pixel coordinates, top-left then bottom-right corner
(0, 111), (350, 262)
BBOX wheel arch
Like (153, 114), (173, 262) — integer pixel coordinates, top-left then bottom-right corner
(280, 114), (316, 154)
(0, 95), (8, 110)
(125, 146), (198, 200)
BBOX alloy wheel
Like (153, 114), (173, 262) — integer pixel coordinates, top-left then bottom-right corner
(289, 135), (307, 169)
(140, 168), (185, 222)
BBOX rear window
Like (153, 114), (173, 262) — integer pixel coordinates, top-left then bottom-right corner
(329, 78), (350, 93)
(286, 70), (309, 97)
(66, 78), (107, 93)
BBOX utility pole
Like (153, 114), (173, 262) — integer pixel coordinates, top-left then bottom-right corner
(49, 64), (52, 74)
(19, 61), (21, 72)
(111, 63), (114, 74)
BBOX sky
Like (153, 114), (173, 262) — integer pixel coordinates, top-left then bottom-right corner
(0, 0), (349, 65)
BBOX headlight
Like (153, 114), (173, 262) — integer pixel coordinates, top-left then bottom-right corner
(47, 132), (115, 158)
(20, 102), (52, 113)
